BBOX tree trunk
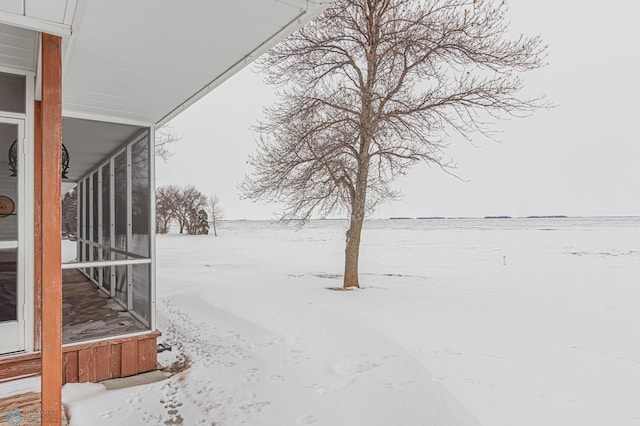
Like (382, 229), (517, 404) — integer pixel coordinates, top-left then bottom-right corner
(343, 16), (377, 289)
(212, 220), (217, 237)
(343, 158), (369, 288)
(343, 209), (364, 288)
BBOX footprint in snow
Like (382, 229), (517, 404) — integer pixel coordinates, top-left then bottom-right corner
(226, 331), (241, 341)
(161, 379), (184, 424)
(307, 378), (356, 395)
(297, 414), (318, 424)
(383, 380), (415, 389)
(97, 410), (113, 419)
(284, 347), (309, 365)
(433, 348), (462, 356)
(239, 400), (271, 415)
(127, 393), (142, 411)
(334, 356), (384, 375)
(140, 411), (163, 424)
(244, 368), (260, 383)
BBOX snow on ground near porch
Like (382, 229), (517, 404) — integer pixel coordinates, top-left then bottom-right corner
(62, 218), (640, 425)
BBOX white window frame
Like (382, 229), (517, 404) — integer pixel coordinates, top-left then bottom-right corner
(0, 117), (26, 354)
(0, 67), (35, 354)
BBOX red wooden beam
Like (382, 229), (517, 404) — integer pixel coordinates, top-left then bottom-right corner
(40, 33), (63, 425)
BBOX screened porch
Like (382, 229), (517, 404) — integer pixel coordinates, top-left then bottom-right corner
(60, 117), (155, 345)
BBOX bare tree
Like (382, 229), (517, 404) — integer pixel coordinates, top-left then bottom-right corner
(155, 124), (181, 162)
(242, 0), (546, 288)
(62, 189), (77, 237)
(156, 185), (180, 234)
(208, 194), (224, 237)
(173, 185), (209, 235)
(196, 208), (210, 235)
(156, 184), (211, 234)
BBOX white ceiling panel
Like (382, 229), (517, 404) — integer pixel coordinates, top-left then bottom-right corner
(62, 0), (329, 125)
(25, 0), (68, 23)
(0, 1), (23, 16)
(0, 22), (37, 71)
(87, 0), (284, 45)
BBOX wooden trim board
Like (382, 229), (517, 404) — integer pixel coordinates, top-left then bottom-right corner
(0, 332), (160, 385)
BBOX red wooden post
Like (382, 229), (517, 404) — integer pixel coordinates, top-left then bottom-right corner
(40, 32), (63, 425)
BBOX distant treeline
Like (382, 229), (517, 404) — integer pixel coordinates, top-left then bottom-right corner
(389, 215), (570, 220)
(525, 215), (568, 219)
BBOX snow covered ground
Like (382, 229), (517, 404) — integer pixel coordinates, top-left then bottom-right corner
(61, 218), (640, 425)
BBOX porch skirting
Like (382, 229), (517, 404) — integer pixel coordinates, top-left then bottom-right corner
(0, 331), (160, 384)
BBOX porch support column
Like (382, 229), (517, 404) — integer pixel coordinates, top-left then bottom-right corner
(40, 33), (63, 425)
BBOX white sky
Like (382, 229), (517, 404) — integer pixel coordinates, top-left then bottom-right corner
(156, 1), (640, 220)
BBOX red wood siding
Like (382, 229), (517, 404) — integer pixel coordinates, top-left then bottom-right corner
(63, 332), (160, 384)
(0, 353), (41, 382)
(0, 333), (159, 385)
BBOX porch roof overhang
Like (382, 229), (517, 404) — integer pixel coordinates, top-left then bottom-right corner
(0, 0), (332, 127)
(0, 0), (333, 181)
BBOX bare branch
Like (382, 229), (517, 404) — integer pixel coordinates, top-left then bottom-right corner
(155, 124), (181, 162)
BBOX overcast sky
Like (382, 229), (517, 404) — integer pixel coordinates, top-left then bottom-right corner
(156, 1), (640, 220)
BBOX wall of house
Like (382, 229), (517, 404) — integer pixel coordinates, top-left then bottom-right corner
(0, 73), (26, 241)
(0, 172), (18, 241)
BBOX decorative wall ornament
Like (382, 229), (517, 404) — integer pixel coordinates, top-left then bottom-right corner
(0, 195), (15, 217)
(8, 139), (70, 178)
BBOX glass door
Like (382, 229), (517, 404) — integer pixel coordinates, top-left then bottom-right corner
(0, 118), (24, 354)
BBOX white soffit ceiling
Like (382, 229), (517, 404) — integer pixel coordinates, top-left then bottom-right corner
(0, 22), (37, 72)
(62, 117), (144, 181)
(24, 0), (70, 24)
(0, 0), (74, 25)
(62, 0), (328, 126)
(0, 1), (75, 37)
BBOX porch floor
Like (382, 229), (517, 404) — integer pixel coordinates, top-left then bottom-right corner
(63, 270), (147, 344)
(0, 391), (68, 425)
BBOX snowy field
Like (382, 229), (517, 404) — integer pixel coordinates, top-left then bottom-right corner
(61, 218), (640, 425)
